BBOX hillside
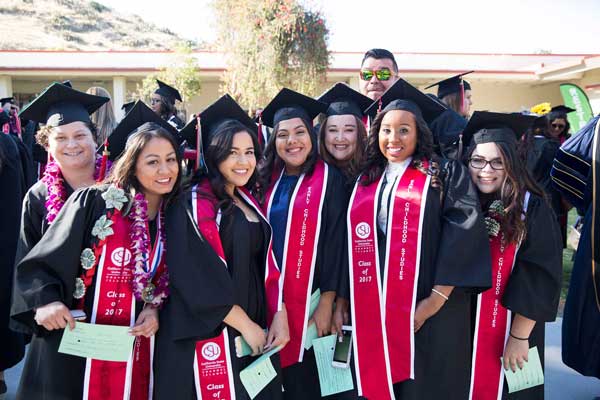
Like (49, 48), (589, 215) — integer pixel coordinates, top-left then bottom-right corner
(0, 0), (193, 50)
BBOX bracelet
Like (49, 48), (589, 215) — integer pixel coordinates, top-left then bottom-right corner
(431, 288), (449, 301)
(509, 332), (529, 341)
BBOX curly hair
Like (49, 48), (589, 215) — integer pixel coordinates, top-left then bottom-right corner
(360, 108), (443, 189)
(318, 115), (367, 181)
(465, 140), (544, 244)
(35, 122), (98, 148)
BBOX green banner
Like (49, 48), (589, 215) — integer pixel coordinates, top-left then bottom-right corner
(559, 83), (594, 133)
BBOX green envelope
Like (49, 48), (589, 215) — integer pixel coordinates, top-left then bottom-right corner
(58, 321), (134, 362)
(312, 334), (354, 396)
(502, 346), (544, 393)
(240, 345), (283, 399)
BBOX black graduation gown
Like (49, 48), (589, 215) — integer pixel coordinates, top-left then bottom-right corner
(561, 122), (600, 378)
(428, 108), (468, 159)
(498, 194), (562, 399)
(356, 160), (491, 400)
(269, 165), (348, 400)
(10, 186), (146, 400)
(154, 191), (282, 400)
(0, 133), (27, 371)
(526, 137), (562, 219)
(15, 179), (74, 264)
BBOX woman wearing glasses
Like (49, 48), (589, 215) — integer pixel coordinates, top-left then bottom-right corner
(150, 79), (185, 130)
(346, 79), (491, 400)
(464, 112), (562, 400)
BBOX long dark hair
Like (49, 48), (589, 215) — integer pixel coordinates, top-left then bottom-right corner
(465, 140), (544, 244)
(519, 115), (550, 161)
(258, 116), (318, 193)
(361, 108), (442, 188)
(190, 120), (262, 215)
(108, 122), (182, 206)
(318, 114), (367, 181)
(548, 111), (570, 140)
(156, 94), (179, 121)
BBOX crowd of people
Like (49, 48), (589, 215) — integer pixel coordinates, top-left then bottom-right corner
(0, 47), (598, 400)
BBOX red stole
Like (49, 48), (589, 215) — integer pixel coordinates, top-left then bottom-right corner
(348, 162), (430, 400)
(190, 181), (281, 400)
(82, 208), (163, 400)
(469, 193), (530, 400)
(263, 160), (328, 368)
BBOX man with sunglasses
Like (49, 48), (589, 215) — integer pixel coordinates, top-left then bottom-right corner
(358, 48), (399, 100)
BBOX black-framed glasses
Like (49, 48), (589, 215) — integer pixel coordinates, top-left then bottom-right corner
(551, 123), (566, 130)
(150, 98), (161, 105)
(468, 157), (504, 170)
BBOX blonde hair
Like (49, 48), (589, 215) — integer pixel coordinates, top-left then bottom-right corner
(86, 86), (117, 146)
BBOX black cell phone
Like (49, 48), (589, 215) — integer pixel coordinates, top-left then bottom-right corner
(332, 325), (352, 368)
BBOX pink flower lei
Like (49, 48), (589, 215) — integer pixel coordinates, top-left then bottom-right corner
(129, 192), (169, 308)
(42, 155), (111, 224)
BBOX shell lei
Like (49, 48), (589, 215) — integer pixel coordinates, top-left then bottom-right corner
(129, 192), (169, 308)
(43, 155), (111, 225)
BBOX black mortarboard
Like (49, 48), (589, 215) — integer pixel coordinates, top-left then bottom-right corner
(121, 101), (135, 115)
(155, 79), (182, 104)
(364, 78), (446, 123)
(259, 88), (328, 128)
(1, 97), (14, 106)
(19, 82), (109, 127)
(62, 80), (72, 88)
(317, 83), (372, 118)
(462, 111), (537, 147)
(550, 105), (576, 115)
(106, 100), (179, 160)
(180, 94), (257, 171)
(425, 71), (473, 99)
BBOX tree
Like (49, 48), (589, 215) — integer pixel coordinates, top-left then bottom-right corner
(212, 0), (330, 112)
(135, 42), (202, 110)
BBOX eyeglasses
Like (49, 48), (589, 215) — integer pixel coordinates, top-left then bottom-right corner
(468, 158), (504, 170)
(551, 123), (566, 130)
(359, 68), (393, 81)
(150, 98), (161, 105)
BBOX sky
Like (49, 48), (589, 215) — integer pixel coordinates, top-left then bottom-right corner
(98, 0), (600, 54)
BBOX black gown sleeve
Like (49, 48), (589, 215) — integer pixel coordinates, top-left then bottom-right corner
(502, 194), (562, 322)
(10, 187), (105, 334)
(15, 182), (47, 264)
(433, 160), (492, 291)
(316, 166), (348, 294)
(161, 193), (235, 341)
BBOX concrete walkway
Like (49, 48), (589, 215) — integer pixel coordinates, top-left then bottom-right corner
(3, 318), (600, 399)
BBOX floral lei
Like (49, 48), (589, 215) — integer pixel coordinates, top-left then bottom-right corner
(42, 155), (110, 224)
(73, 186), (169, 308)
(484, 199), (505, 238)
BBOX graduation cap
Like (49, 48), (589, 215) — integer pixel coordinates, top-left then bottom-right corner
(121, 101), (135, 115)
(364, 78), (446, 123)
(62, 80), (73, 88)
(155, 79), (182, 104)
(258, 88), (328, 128)
(1, 97), (14, 106)
(105, 100), (179, 161)
(19, 82), (109, 127)
(317, 82), (372, 118)
(550, 105), (576, 115)
(425, 71), (473, 99)
(180, 94), (257, 171)
(462, 111), (537, 147)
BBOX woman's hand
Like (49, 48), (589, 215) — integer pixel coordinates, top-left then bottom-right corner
(331, 298), (349, 335)
(35, 301), (75, 331)
(129, 306), (159, 337)
(414, 295), (445, 333)
(240, 319), (267, 356)
(265, 306), (290, 350)
(503, 336), (529, 372)
(309, 291), (335, 337)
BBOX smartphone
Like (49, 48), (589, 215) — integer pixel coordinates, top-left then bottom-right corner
(332, 325), (353, 368)
(70, 309), (87, 321)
